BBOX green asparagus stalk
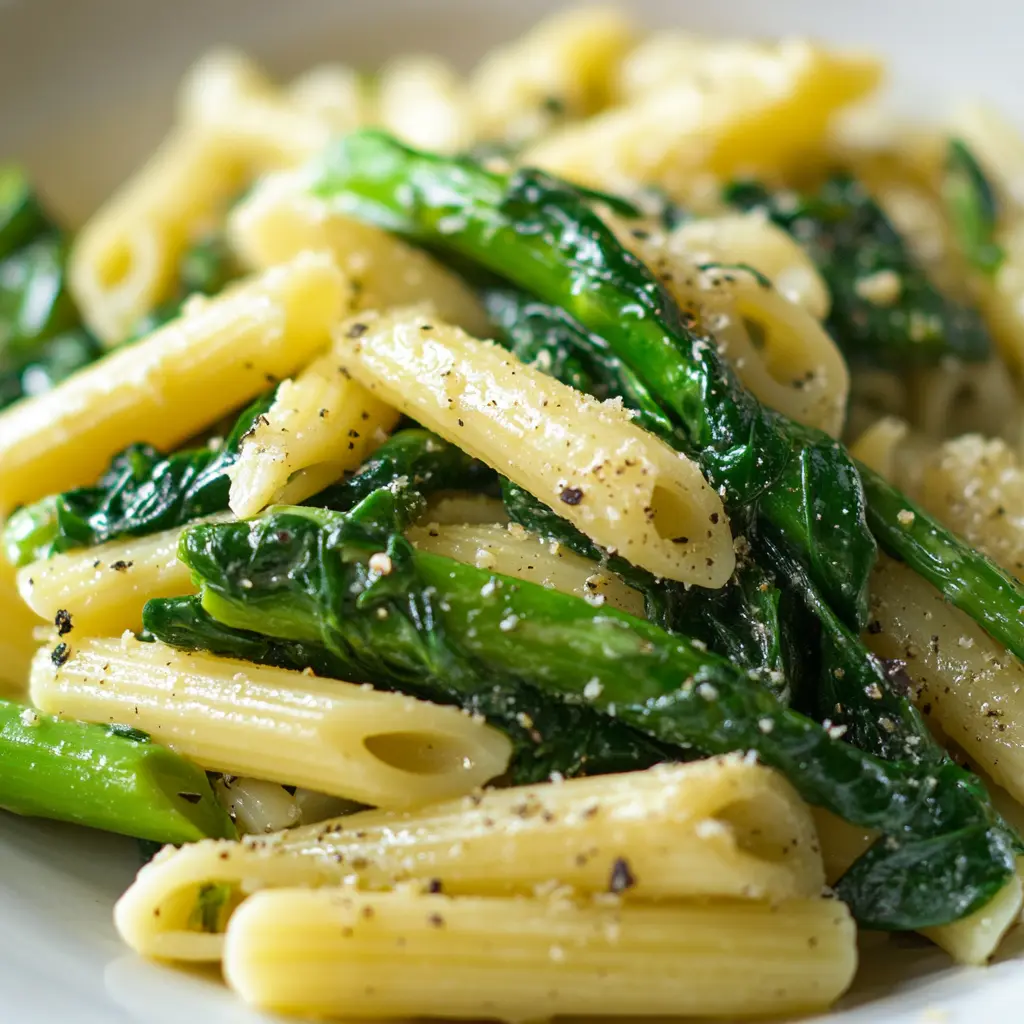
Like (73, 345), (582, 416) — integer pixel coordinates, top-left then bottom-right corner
(309, 130), (876, 627)
(175, 495), (1016, 928)
(0, 698), (236, 843)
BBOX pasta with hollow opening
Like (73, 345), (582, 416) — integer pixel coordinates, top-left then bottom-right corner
(334, 307), (734, 586)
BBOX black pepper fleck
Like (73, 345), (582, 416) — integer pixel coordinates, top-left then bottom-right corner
(609, 857), (636, 894)
(559, 487), (584, 506)
(54, 609), (73, 636)
(51, 642), (70, 667)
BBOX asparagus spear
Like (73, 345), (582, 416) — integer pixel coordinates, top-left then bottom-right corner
(0, 697), (236, 842)
(860, 463), (1024, 663)
(724, 175), (992, 367)
(943, 139), (1005, 275)
(309, 130), (876, 627)
(3, 387), (277, 566)
(176, 496), (1015, 928)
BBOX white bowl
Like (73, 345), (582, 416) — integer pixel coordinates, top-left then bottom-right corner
(1, 1), (1022, 1020)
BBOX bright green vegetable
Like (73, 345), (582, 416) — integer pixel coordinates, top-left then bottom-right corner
(310, 130), (876, 628)
(860, 462), (1024, 663)
(174, 493), (1015, 928)
(3, 388), (276, 566)
(0, 165), (50, 261)
(0, 327), (104, 410)
(943, 139), (1004, 275)
(724, 175), (992, 367)
(0, 698), (236, 843)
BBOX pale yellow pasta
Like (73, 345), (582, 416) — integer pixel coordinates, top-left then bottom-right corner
(223, 888), (857, 1020)
(30, 637), (511, 810)
(0, 551), (39, 695)
(336, 308), (734, 586)
(624, 230), (848, 436)
(524, 39), (880, 195)
(812, 806), (1023, 965)
(914, 434), (1024, 577)
(228, 168), (491, 335)
(866, 556), (1024, 806)
(418, 493), (510, 527)
(470, 6), (634, 143)
(15, 519), (220, 636)
(848, 416), (911, 480)
(407, 522), (646, 617)
(213, 776), (302, 836)
(228, 348), (400, 519)
(177, 49), (332, 169)
(69, 128), (246, 344)
(286, 64), (374, 133)
(670, 212), (832, 320)
(115, 757), (825, 962)
(0, 253), (344, 517)
(378, 55), (473, 154)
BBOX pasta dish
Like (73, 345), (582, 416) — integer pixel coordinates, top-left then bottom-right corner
(4, 6), (1024, 1019)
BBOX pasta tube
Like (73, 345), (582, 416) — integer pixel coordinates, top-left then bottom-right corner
(68, 128), (247, 344)
(407, 521), (645, 617)
(865, 555), (1024, 806)
(0, 252), (346, 516)
(228, 348), (400, 519)
(470, 6), (635, 143)
(30, 637), (511, 810)
(0, 551), (39, 695)
(378, 55), (473, 154)
(223, 888), (857, 1020)
(15, 519), (221, 636)
(177, 49), (332, 169)
(228, 168), (491, 335)
(286, 64), (374, 134)
(115, 756), (824, 961)
(336, 309), (734, 587)
(525, 38), (881, 193)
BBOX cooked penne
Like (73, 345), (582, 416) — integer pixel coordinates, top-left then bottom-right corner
(223, 888), (857, 1020)
(418, 493), (510, 527)
(624, 229), (848, 436)
(525, 38), (880, 194)
(865, 556), (1024, 806)
(378, 55), (473, 154)
(115, 756), (825, 962)
(0, 553), (40, 695)
(228, 350), (400, 519)
(670, 212), (832, 320)
(15, 519), (218, 636)
(68, 128), (246, 344)
(0, 253), (345, 516)
(286, 64), (374, 134)
(407, 521), (646, 616)
(228, 168), (491, 334)
(470, 6), (635, 143)
(335, 309), (734, 586)
(30, 637), (511, 810)
(177, 50), (332, 169)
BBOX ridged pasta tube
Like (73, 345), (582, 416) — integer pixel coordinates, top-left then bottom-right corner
(408, 522), (645, 616)
(378, 55), (473, 154)
(335, 309), (734, 587)
(68, 128), (247, 344)
(222, 888), (857, 1020)
(115, 757), (825, 961)
(228, 168), (491, 335)
(30, 637), (511, 810)
(0, 252), (346, 517)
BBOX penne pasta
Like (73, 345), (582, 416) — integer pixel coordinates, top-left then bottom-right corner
(177, 49), (332, 169)
(378, 55), (473, 154)
(115, 756), (825, 962)
(525, 38), (881, 194)
(407, 521), (646, 617)
(228, 168), (491, 335)
(68, 127), (247, 344)
(223, 888), (857, 1020)
(0, 551), (40, 695)
(227, 349), (400, 519)
(335, 308), (734, 587)
(470, 6), (635, 143)
(286, 63), (374, 134)
(15, 519), (220, 637)
(0, 252), (346, 517)
(865, 555), (1024, 806)
(417, 493), (510, 527)
(30, 637), (511, 810)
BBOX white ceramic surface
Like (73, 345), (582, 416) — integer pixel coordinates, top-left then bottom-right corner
(2, 0), (1024, 1020)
